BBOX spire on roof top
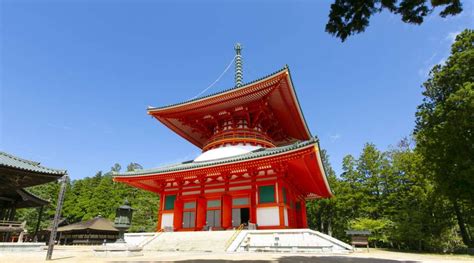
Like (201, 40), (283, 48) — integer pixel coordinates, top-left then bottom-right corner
(234, 43), (243, 87)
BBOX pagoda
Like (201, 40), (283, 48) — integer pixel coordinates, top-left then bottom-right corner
(114, 44), (332, 231)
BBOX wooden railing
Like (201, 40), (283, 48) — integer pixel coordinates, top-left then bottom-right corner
(225, 224), (245, 251)
(204, 129), (275, 150)
(0, 220), (26, 231)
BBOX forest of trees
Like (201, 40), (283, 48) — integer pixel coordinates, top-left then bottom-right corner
(16, 29), (472, 253)
(308, 29), (473, 252)
(308, 143), (467, 252)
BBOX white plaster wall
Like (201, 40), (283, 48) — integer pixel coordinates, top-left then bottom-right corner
(194, 145), (261, 162)
(161, 213), (174, 228)
(256, 207), (279, 226)
(284, 207), (288, 226)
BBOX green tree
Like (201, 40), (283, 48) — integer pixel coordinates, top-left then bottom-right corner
(307, 150), (339, 236)
(326, 0), (464, 41)
(385, 139), (458, 251)
(308, 140), (463, 251)
(415, 29), (473, 247)
(127, 163), (143, 172)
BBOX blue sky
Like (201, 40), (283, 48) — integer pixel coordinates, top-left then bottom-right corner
(1, 1), (473, 180)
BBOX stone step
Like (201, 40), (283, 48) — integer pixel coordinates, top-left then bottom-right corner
(143, 230), (235, 252)
(228, 229), (352, 253)
(132, 229), (352, 254)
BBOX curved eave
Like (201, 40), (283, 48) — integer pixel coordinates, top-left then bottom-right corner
(114, 144), (314, 181)
(113, 140), (332, 198)
(146, 67), (311, 149)
(0, 151), (66, 176)
(16, 189), (50, 208)
(0, 165), (66, 177)
(313, 143), (333, 197)
(285, 66), (312, 138)
(147, 67), (288, 112)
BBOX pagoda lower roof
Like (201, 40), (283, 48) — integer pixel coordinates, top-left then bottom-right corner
(114, 138), (319, 177)
(114, 138), (332, 198)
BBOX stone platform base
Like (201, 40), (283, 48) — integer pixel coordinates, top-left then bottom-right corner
(0, 242), (44, 252)
(93, 245), (143, 257)
(127, 229), (352, 254)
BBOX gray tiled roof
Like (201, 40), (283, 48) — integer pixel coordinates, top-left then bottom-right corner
(114, 137), (318, 177)
(0, 151), (66, 175)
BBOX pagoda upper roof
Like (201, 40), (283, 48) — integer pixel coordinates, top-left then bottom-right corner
(147, 66), (312, 149)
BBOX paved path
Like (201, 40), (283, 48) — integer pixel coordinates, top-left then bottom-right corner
(0, 247), (472, 262)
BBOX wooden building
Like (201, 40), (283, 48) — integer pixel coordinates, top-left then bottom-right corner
(56, 217), (119, 245)
(0, 151), (65, 242)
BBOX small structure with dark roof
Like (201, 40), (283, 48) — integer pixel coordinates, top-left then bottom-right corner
(56, 217), (119, 245)
(345, 230), (372, 251)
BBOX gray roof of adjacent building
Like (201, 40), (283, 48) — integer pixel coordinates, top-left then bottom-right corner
(0, 151), (66, 175)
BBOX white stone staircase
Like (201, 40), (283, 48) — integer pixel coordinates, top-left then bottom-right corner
(138, 231), (235, 252)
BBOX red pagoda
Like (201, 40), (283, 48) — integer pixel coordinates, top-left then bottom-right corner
(114, 44), (332, 231)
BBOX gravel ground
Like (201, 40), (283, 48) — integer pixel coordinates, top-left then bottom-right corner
(0, 247), (472, 263)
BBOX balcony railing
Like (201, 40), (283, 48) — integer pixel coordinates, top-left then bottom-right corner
(203, 128), (275, 151)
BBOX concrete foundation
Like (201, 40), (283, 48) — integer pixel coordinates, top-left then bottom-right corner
(0, 242), (44, 252)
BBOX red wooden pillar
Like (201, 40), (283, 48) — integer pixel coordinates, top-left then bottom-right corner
(250, 169), (257, 224)
(221, 173), (232, 229)
(173, 198), (183, 230)
(156, 192), (164, 231)
(277, 180), (285, 228)
(196, 197), (207, 230)
(300, 199), (308, 228)
(222, 194), (232, 229)
(289, 189), (298, 228)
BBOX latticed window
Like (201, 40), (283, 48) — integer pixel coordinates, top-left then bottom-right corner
(237, 119), (248, 128)
(232, 197), (249, 206)
(259, 185), (275, 204)
(164, 194), (176, 210)
(183, 211), (195, 228)
(207, 199), (221, 208)
(222, 120), (233, 130)
(184, 201), (196, 209)
(254, 124), (262, 132)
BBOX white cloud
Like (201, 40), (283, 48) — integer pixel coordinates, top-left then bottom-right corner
(446, 31), (461, 44)
(418, 31), (459, 78)
(329, 134), (341, 142)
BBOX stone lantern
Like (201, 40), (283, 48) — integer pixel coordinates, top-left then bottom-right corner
(113, 200), (133, 243)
